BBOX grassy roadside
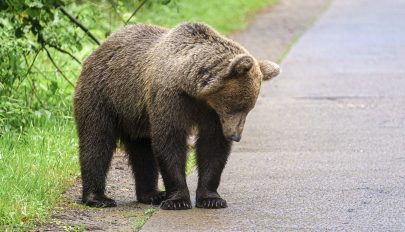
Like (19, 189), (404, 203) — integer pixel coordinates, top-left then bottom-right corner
(0, 0), (279, 230)
(133, 0), (279, 34)
(0, 119), (78, 230)
(277, 0), (333, 62)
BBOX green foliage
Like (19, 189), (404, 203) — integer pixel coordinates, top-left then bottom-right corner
(132, 0), (278, 33)
(0, 0), (93, 134)
(0, 0), (66, 43)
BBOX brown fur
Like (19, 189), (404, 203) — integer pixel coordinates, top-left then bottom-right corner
(73, 22), (279, 210)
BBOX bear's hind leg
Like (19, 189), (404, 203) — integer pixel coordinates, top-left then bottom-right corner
(195, 126), (231, 209)
(123, 138), (166, 205)
(77, 113), (117, 208)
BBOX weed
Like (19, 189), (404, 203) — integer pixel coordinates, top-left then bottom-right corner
(133, 207), (158, 231)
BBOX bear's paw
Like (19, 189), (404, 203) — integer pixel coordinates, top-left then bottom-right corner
(82, 194), (117, 208)
(160, 198), (192, 210)
(138, 191), (167, 205)
(196, 197), (227, 209)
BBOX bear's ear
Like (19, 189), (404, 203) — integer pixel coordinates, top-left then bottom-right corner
(259, 60), (280, 81)
(227, 54), (254, 76)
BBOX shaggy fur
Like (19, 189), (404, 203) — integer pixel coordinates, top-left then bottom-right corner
(73, 23), (279, 210)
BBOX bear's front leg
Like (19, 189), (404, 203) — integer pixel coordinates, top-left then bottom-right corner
(195, 125), (231, 209)
(152, 127), (192, 210)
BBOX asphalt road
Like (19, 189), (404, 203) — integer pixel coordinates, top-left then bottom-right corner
(142, 0), (405, 231)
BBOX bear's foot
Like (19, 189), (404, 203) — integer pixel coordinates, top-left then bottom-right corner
(160, 190), (192, 210)
(196, 191), (227, 209)
(82, 193), (117, 208)
(138, 191), (167, 205)
(196, 197), (227, 209)
(161, 198), (192, 210)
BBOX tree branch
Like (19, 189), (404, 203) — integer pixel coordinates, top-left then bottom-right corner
(46, 43), (81, 64)
(44, 47), (75, 87)
(30, 79), (44, 107)
(16, 48), (43, 90)
(125, 0), (148, 25)
(25, 49), (42, 76)
(59, 6), (100, 45)
(107, 0), (126, 24)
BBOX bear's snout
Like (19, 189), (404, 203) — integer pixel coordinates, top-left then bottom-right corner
(221, 112), (246, 142)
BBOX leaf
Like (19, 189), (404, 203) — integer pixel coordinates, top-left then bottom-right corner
(107, 0), (120, 13)
(49, 81), (58, 94)
(27, 1), (44, 8)
(161, 0), (172, 5)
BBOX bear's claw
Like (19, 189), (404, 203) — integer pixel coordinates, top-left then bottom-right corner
(160, 198), (192, 210)
(196, 197), (227, 209)
(138, 191), (167, 205)
(82, 194), (117, 208)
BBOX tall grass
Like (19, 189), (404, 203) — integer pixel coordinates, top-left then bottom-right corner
(0, 118), (78, 229)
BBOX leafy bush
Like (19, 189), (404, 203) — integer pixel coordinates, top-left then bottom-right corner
(0, 0), (166, 134)
(0, 0), (86, 134)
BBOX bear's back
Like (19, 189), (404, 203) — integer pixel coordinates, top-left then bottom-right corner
(75, 25), (168, 130)
(80, 24), (167, 80)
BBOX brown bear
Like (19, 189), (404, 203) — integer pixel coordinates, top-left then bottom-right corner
(73, 22), (279, 210)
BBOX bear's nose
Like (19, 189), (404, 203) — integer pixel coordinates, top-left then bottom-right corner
(228, 135), (241, 142)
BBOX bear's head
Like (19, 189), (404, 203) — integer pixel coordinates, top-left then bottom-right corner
(197, 54), (280, 142)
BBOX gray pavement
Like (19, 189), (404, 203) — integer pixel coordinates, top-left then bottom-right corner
(142, 0), (405, 231)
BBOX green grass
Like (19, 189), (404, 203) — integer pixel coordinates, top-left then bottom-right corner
(133, 0), (279, 34)
(0, 0), (279, 229)
(0, 118), (78, 230)
(132, 207), (157, 231)
(185, 149), (196, 176)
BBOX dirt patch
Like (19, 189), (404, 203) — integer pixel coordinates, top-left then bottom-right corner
(41, 153), (153, 232)
(39, 0), (330, 231)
